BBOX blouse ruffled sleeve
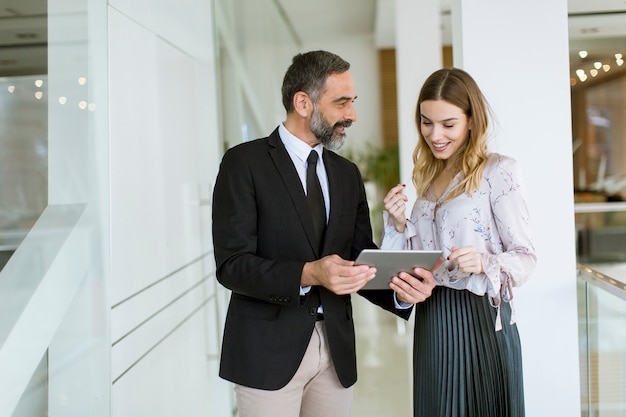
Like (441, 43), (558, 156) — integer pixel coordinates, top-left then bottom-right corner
(485, 156), (537, 301)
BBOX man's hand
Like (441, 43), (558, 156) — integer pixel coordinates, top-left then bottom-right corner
(302, 254), (376, 295)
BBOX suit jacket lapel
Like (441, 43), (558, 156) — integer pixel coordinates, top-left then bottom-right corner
(267, 130), (321, 255)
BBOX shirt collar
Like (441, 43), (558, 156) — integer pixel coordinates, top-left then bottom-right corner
(279, 123), (323, 163)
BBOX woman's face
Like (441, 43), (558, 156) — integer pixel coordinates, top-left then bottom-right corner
(419, 99), (471, 162)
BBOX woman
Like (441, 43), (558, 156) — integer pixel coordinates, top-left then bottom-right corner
(383, 68), (537, 417)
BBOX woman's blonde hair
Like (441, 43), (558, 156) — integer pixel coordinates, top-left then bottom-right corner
(412, 68), (492, 201)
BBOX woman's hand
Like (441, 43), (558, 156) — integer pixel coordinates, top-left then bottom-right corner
(448, 246), (484, 274)
(383, 184), (408, 232)
(391, 267), (437, 304)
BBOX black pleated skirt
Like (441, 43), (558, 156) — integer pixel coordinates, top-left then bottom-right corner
(413, 286), (525, 417)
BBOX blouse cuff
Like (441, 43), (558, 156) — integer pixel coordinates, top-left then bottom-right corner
(381, 211), (415, 250)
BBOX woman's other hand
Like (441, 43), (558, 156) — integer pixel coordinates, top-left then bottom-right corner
(383, 183), (408, 232)
(448, 246), (484, 274)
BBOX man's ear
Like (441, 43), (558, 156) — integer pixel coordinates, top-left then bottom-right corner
(293, 91), (312, 117)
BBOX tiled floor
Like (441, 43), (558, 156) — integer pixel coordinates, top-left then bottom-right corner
(351, 295), (414, 417)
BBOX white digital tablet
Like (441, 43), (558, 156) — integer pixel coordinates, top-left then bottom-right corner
(355, 249), (442, 290)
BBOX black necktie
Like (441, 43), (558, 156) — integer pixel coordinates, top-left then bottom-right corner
(306, 150), (326, 252)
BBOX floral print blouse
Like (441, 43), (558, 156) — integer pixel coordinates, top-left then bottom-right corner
(381, 153), (537, 330)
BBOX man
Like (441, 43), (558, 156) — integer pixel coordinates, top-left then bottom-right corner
(212, 50), (435, 417)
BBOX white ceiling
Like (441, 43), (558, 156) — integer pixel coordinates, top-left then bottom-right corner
(274, 0), (626, 44)
(0, 0), (625, 76)
(274, 0), (626, 82)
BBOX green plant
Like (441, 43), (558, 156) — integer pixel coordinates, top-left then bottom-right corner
(342, 143), (400, 192)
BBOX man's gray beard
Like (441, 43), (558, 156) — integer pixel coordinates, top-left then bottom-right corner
(310, 109), (347, 151)
(322, 135), (345, 151)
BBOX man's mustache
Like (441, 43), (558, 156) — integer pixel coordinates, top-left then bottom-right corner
(335, 120), (353, 129)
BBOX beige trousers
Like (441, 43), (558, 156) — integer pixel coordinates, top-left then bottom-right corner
(234, 321), (353, 417)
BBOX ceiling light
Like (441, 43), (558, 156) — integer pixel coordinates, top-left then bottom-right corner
(578, 50), (588, 58)
(617, 58), (624, 66)
(576, 69), (585, 77)
(616, 53), (623, 60)
(590, 69), (598, 77)
(603, 64), (610, 72)
(593, 62), (602, 69)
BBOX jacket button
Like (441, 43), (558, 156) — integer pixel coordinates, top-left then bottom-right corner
(309, 307), (317, 316)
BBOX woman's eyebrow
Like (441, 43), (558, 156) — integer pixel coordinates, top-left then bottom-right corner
(420, 114), (459, 123)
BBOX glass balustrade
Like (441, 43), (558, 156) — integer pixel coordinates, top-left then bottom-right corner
(577, 264), (626, 417)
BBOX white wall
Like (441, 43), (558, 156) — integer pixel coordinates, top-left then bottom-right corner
(451, 0), (581, 415)
(395, 0), (442, 210)
(107, 0), (231, 415)
(303, 35), (385, 155)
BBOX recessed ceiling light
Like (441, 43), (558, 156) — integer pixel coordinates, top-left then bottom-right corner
(578, 50), (588, 58)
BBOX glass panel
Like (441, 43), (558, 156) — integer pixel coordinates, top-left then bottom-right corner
(575, 205), (626, 264)
(11, 351), (48, 417)
(213, 0), (299, 151)
(573, 75), (626, 196)
(0, 0), (110, 415)
(0, 2), (50, 413)
(577, 268), (626, 417)
(0, 75), (48, 272)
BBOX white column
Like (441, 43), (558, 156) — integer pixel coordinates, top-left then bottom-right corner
(452, 1), (580, 416)
(395, 0), (442, 206)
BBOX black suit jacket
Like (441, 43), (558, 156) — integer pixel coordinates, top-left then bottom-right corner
(212, 128), (411, 390)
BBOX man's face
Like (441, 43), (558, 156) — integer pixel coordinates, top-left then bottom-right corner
(310, 71), (357, 151)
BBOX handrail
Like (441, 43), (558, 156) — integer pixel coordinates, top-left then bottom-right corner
(574, 202), (626, 213)
(576, 263), (626, 300)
